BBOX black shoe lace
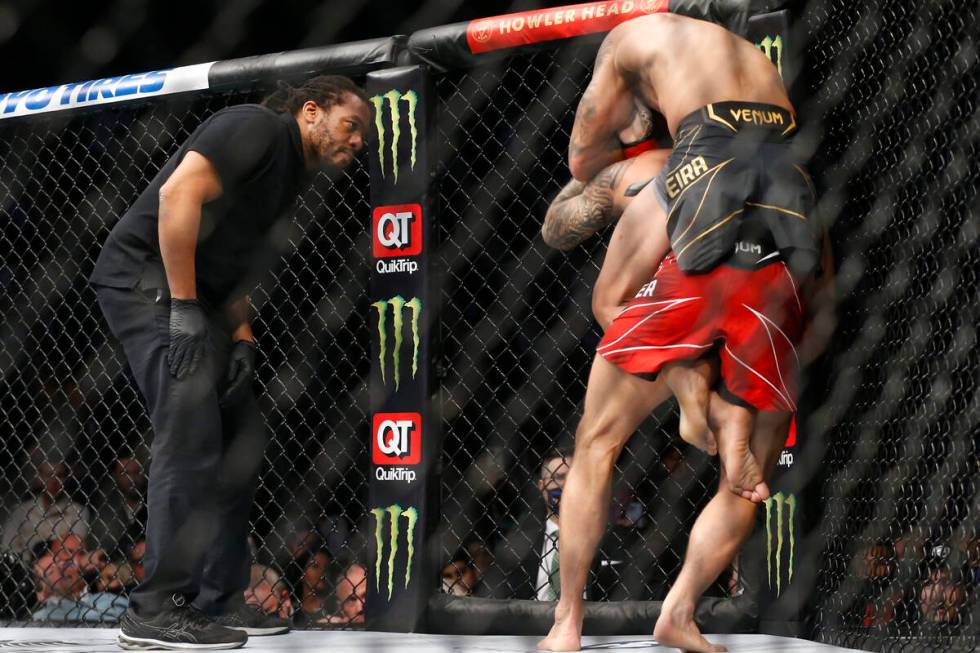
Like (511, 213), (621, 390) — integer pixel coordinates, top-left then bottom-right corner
(176, 604), (216, 629)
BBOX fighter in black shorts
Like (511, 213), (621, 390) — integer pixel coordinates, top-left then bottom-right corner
(540, 14), (834, 653)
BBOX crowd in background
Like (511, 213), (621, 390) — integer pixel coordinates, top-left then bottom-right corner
(0, 445), (367, 626)
(2, 413), (975, 630)
(854, 535), (978, 632)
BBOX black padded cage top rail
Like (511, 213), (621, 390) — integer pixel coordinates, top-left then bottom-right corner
(0, 1), (976, 651)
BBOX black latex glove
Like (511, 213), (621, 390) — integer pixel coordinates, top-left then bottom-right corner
(167, 299), (209, 379)
(220, 340), (258, 406)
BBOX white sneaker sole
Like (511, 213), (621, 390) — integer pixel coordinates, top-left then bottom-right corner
(117, 634), (246, 650)
(225, 625), (290, 636)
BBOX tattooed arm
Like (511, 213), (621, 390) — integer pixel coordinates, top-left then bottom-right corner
(568, 36), (635, 181)
(542, 159), (635, 251)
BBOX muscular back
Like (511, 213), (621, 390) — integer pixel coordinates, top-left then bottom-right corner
(612, 14), (791, 133)
(569, 14), (793, 180)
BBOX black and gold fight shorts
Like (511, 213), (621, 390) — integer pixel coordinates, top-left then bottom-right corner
(653, 101), (820, 277)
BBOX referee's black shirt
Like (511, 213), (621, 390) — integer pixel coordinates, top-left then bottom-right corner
(90, 104), (307, 308)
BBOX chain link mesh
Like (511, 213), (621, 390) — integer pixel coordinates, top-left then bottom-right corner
(804, 0), (979, 650)
(0, 91), (371, 626)
(0, 2), (977, 645)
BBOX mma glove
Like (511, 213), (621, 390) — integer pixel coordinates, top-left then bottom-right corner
(167, 299), (210, 379)
(220, 339), (258, 407)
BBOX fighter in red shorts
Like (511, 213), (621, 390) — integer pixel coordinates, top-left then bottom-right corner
(540, 14), (834, 653)
(543, 102), (721, 454)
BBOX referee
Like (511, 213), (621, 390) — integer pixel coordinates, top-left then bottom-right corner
(89, 76), (369, 650)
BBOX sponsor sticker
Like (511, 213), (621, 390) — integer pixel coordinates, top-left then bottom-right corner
(370, 504), (419, 600)
(373, 204), (422, 259)
(370, 89), (418, 184)
(763, 491), (796, 596)
(0, 63), (213, 119)
(372, 412), (422, 466)
(371, 296), (422, 390)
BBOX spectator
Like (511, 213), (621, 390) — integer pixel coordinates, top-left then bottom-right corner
(856, 541), (903, 628)
(87, 455), (147, 558)
(2, 461), (90, 560)
(31, 534), (127, 623)
(296, 548), (333, 621)
(918, 566), (968, 627)
(465, 540), (493, 585)
(245, 564), (293, 620)
(966, 535), (980, 586)
(319, 563), (366, 625)
(475, 450), (631, 601)
(97, 539), (145, 594)
(441, 553), (479, 597)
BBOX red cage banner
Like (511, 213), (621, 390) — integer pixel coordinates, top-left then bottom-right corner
(466, 0), (669, 54)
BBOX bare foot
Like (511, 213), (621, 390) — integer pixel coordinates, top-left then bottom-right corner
(538, 606), (582, 651)
(653, 602), (726, 653)
(663, 362), (717, 456)
(537, 622), (581, 651)
(721, 425), (769, 503)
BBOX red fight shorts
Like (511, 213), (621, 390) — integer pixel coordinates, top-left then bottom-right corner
(597, 254), (804, 412)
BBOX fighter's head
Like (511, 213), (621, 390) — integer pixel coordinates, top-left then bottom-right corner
(264, 75), (371, 171)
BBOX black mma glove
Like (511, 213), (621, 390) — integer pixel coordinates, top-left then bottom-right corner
(167, 299), (209, 379)
(219, 340), (258, 407)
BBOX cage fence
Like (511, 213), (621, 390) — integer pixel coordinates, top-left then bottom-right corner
(802, 0), (979, 651)
(0, 1), (974, 651)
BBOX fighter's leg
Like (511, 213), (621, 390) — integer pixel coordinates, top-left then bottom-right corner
(591, 186), (715, 455)
(663, 359), (717, 456)
(538, 355), (671, 652)
(709, 395), (766, 503)
(653, 408), (791, 653)
(591, 182), (669, 329)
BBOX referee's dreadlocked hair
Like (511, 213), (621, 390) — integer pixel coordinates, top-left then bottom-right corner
(262, 75), (368, 114)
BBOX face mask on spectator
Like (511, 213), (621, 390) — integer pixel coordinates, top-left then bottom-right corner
(547, 488), (563, 515)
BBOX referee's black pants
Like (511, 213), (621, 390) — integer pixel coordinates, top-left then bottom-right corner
(95, 285), (267, 617)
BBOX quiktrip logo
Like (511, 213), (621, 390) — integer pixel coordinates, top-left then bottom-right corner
(371, 90), (418, 184)
(373, 413), (422, 466)
(777, 416), (797, 469)
(372, 296), (421, 390)
(763, 491), (796, 596)
(373, 204), (423, 270)
(371, 504), (419, 600)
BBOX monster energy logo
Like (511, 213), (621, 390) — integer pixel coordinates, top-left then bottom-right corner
(370, 89), (418, 183)
(763, 491), (796, 596)
(371, 504), (419, 601)
(756, 35), (784, 78)
(372, 295), (421, 390)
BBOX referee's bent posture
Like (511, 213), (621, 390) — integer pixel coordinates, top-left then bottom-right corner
(90, 76), (369, 651)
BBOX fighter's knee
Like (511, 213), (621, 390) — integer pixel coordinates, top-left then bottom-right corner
(573, 421), (624, 467)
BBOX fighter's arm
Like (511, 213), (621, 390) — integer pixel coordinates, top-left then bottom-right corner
(158, 152), (224, 299)
(568, 38), (635, 181)
(541, 159), (637, 251)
